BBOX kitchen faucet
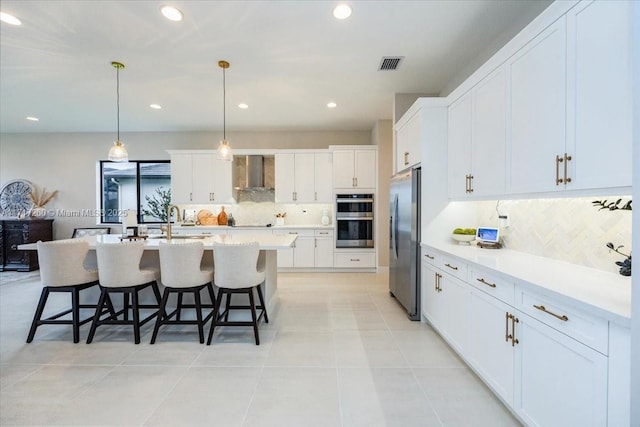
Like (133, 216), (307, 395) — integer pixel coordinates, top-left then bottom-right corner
(165, 205), (182, 240)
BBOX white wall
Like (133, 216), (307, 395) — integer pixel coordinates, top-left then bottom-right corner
(0, 130), (371, 239)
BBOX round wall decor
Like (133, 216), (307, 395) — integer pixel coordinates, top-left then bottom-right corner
(0, 179), (34, 217)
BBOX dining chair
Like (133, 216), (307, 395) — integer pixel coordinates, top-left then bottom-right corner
(151, 241), (216, 344)
(27, 239), (115, 343)
(207, 242), (268, 345)
(87, 241), (161, 344)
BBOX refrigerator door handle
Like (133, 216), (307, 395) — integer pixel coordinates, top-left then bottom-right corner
(393, 194), (399, 259)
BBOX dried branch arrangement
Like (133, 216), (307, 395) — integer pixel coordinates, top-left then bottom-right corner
(29, 186), (58, 207)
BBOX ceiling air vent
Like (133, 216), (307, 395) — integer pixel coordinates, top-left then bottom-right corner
(378, 56), (404, 71)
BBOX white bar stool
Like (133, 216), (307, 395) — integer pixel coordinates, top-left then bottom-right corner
(87, 241), (161, 344)
(207, 242), (269, 345)
(151, 241), (215, 344)
(27, 239), (115, 343)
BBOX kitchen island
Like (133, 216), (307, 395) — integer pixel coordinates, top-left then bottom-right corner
(19, 233), (297, 309)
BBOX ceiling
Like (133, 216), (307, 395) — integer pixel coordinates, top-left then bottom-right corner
(0, 1), (552, 134)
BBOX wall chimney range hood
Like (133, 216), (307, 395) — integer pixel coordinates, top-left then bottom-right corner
(233, 155), (275, 202)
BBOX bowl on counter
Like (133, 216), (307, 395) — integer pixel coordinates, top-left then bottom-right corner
(451, 234), (475, 245)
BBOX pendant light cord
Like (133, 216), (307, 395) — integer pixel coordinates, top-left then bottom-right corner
(222, 65), (226, 140)
(116, 65), (120, 141)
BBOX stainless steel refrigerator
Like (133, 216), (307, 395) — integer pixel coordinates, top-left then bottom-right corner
(389, 166), (421, 320)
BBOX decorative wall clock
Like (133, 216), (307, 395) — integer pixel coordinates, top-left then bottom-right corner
(0, 179), (34, 217)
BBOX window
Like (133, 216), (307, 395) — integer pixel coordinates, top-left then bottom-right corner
(100, 161), (171, 224)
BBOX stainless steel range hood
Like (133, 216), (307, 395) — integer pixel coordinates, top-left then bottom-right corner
(233, 155), (275, 202)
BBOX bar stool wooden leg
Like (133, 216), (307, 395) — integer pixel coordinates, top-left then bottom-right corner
(248, 289), (260, 345)
(27, 288), (51, 343)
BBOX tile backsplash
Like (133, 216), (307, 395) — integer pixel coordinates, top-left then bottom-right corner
(476, 196), (632, 274)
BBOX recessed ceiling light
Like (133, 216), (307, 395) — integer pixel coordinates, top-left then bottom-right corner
(333, 4), (352, 20)
(238, 103), (249, 109)
(327, 102), (337, 108)
(149, 104), (162, 110)
(26, 116), (39, 121)
(161, 6), (183, 22)
(0, 11), (22, 26)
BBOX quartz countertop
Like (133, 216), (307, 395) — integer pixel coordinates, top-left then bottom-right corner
(422, 241), (631, 326)
(174, 224), (332, 230)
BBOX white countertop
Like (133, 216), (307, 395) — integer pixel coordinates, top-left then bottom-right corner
(174, 224), (332, 230)
(422, 241), (631, 326)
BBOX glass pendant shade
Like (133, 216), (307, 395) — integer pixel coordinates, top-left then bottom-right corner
(108, 140), (128, 162)
(217, 139), (232, 160)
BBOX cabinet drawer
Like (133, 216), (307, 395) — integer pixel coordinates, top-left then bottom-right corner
(273, 229), (315, 237)
(468, 267), (515, 305)
(334, 252), (375, 268)
(439, 255), (467, 281)
(421, 247), (438, 267)
(516, 289), (608, 354)
(314, 229), (333, 237)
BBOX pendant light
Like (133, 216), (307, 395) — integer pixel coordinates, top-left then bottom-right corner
(108, 61), (129, 162)
(216, 60), (232, 161)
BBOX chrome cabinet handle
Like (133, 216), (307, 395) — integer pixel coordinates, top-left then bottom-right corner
(556, 155), (563, 185)
(468, 175), (474, 193)
(564, 153), (572, 183)
(476, 278), (496, 288)
(444, 263), (458, 271)
(533, 304), (568, 322)
(404, 152), (409, 165)
(511, 315), (519, 346)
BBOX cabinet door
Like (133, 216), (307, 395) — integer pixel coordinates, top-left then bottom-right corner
(508, 19), (567, 194)
(568, 0), (632, 190)
(212, 157), (233, 203)
(448, 94), (472, 198)
(467, 289), (514, 405)
(314, 237), (334, 268)
(438, 274), (469, 355)
(275, 153), (296, 203)
(314, 152), (333, 202)
(354, 150), (376, 189)
(170, 154), (193, 203)
(396, 111), (421, 172)
(472, 66), (506, 197)
(294, 153), (315, 203)
(514, 312), (608, 426)
(191, 154), (216, 203)
(332, 150), (355, 188)
(293, 236), (315, 268)
(421, 264), (442, 329)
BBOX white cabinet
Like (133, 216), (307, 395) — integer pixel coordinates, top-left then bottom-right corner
(507, 18), (567, 194)
(170, 152), (233, 204)
(332, 148), (376, 190)
(314, 229), (334, 268)
(333, 252), (375, 268)
(276, 152), (333, 203)
(448, 67), (507, 199)
(394, 109), (421, 172)
(273, 229), (315, 268)
(468, 289), (515, 405)
(514, 312), (608, 426)
(421, 261), (442, 329)
(566, 0), (633, 190)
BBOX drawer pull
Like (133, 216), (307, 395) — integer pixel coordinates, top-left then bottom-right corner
(533, 304), (568, 322)
(444, 263), (458, 271)
(425, 254), (435, 260)
(288, 232), (298, 235)
(350, 258), (360, 262)
(476, 278), (496, 288)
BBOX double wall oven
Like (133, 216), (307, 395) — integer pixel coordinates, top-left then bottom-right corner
(335, 193), (374, 248)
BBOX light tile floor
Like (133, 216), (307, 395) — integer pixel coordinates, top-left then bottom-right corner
(0, 271), (521, 426)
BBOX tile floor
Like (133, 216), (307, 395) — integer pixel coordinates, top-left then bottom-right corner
(0, 271), (521, 426)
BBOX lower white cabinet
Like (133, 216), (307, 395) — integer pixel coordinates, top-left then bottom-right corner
(421, 246), (616, 426)
(514, 312), (608, 426)
(314, 229), (334, 268)
(334, 252), (375, 268)
(467, 289), (515, 406)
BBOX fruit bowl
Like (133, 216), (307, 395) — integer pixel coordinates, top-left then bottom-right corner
(451, 234), (476, 245)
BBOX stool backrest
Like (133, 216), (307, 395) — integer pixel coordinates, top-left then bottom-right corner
(95, 241), (147, 287)
(213, 242), (263, 289)
(159, 241), (206, 287)
(37, 239), (97, 287)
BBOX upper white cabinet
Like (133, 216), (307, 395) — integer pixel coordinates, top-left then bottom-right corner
(170, 152), (233, 204)
(507, 18), (567, 194)
(566, 0), (632, 189)
(449, 67), (506, 199)
(332, 148), (377, 190)
(396, 98), (448, 175)
(275, 152), (333, 203)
